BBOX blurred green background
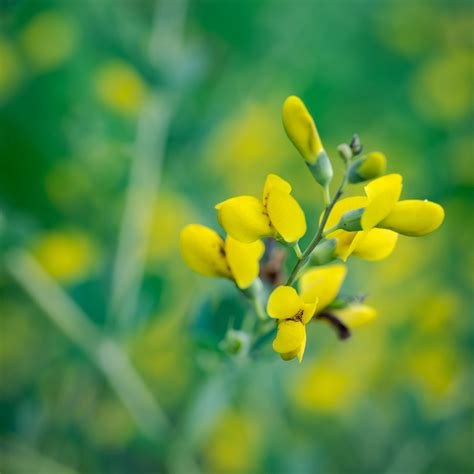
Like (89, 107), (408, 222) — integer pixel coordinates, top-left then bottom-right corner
(1, 0), (473, 473)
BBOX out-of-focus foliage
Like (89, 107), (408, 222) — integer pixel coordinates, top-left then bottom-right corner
(0, 0), (472, 473)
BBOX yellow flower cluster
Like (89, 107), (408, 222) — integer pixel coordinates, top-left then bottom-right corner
(180, 95), (445, 364)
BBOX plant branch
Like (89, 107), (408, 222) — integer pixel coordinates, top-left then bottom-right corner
(286, 170), (348, 286)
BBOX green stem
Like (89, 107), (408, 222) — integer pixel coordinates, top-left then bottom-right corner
(321, 223), (340, 237)
(286, 170), (348, 286)
(323, 184), (331, 206)
(292, 242), (303, 259)
(239, 278), (267, 320)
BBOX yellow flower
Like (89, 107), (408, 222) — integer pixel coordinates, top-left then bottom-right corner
(95, 60), (147, 116)
(180, 224), (264, 289)
(332, 304), (377, 328)
(299, 264), (347, 311)
(0, 38), (23, 103)
(32, 230), (99, 283)
(299, 265), (376, 337)
(20, 11), (78, 71)
(325, 174), (445, 260)
(215, 174), (306, 244)
(267, 286), (318, 363)
(282, 96), (333, 186)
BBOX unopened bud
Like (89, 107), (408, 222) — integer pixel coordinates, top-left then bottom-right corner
(348, 151), (386, 183)
(350, 134), (363, 155)
(337, 143), (352, 163)
(220, 329), (251, 356)
(338, 208), (364, 231)
(310, 238), (337, 265)
(282, 95), (324, 164)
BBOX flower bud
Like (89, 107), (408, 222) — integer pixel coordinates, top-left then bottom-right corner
(348, 152), (386, 184)
(282, 96), (333, 187)
(220, 329), (251, 356)
(310, 239), (337, 265)
(338, 208), (364, 231)
(337, 143), (352, 163)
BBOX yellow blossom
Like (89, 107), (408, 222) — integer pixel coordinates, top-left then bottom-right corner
(332, 304), (377, 328)
(180, 224), (264, 289)
(20, 11), (78, 71)
(299, 264), (347, 310)
(267, 286), (318, 363)
(95, 60), (147, 116)
(0, 38), (23, 102)
(215, 174), (306, 244)
(325, 174), (445, 260)
(32, 230), (99, 283)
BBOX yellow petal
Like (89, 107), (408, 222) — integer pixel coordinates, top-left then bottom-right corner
(301, 301), (318, 324)
(333, 304), (377, 328)
(262, 173), (292, 203)
(378, 200), (445, 236)
(323, 196), (367, 237)
(351, 229), (398, 260)
(225, 236), (264, 289)
(362, 174), (402, 230)
(299, 264), (347, 310)
(334, 232), (358, 261)
(180, 224), (231, 278)
(267, 285), (304, 319)
(266, 188), (306, 243)
(343, 230), (369, 261)
(282, 95), (323, 164)
(273, 320), (306, 354)
(279, 329), (307, 362)
(215, 196), (273, 243)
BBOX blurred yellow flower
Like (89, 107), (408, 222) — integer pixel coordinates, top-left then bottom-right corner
(204, 103), (288, 192)
(32, 230), (99, 283)
(87, 398), (135, 448)
(0, 38), (23, 103)
(293, 365), (358, 412)
(203, 411), (260, 474)
(20, 10), (78, 71)
(132, 313), (191, 408)
(216, 173), (306, 244)
(332, 304), (377, 329)
(180, 224), (264, 289)
(409, 347), (458, 399)
(95, 60), (147, 115)
(411, 50), (473, 123)
(267, 285), (318, 363)
(147, 193), (194, 263)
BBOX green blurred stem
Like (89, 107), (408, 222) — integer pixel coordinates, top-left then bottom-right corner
(108, 0), (188, 330)
(5, 249), (168, 441)
(108, 97), (171, 329)
(286, 167), (349, 286)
